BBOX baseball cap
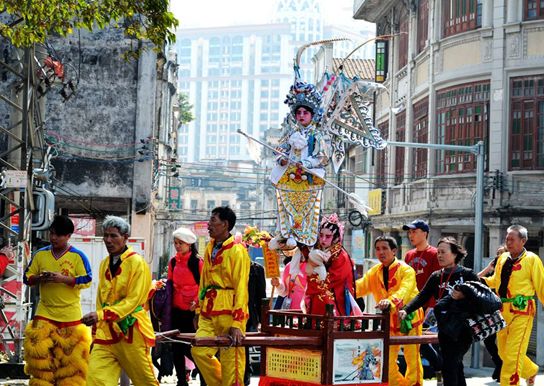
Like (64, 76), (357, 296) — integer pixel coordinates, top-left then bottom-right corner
(402, 219), (430, 233)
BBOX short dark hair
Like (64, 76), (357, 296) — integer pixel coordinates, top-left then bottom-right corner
(437, 236), (467, 264)
(49, 215), (74, 236)
(374, 236), (398, 250)
(211, 206), (236, 231)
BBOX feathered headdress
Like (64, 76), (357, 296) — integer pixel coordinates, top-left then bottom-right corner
(284, 38), (350, 124)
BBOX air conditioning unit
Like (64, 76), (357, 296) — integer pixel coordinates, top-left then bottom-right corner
(32, 187), (55, 231)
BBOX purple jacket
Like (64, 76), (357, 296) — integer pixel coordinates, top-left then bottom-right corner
(151, 279), (173, 332)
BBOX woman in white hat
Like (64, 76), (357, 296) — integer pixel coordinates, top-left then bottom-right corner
(168, 227), (206, 386)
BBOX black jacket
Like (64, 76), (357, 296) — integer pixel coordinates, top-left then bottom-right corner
(435, 280), (501, 341)
(404, 266), (479, 314)
(247, 262), (266, 330)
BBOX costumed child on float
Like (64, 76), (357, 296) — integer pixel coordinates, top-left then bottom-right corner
(251, 39), (385, 318)
(305, 213), (358, 316)
(267, 75), (330, 293)
(269, 80), (330, 249)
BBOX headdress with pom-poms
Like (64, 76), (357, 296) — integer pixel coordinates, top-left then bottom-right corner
(284, 81), (323, 123)
(320, 213), (345, 243)
(284, 38), (350, 125)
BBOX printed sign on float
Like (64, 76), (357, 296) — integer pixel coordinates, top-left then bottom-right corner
(262, 243), (280, 278)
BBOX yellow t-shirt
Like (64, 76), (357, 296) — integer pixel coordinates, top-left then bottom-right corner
(24, 246), (92, 322)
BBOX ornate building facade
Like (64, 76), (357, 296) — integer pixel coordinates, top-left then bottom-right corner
(353, 0), (544, 362)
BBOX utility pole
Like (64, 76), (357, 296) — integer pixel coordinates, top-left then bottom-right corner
(0, 46), (48, 364)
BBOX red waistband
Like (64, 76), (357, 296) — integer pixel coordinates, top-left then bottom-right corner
(34, 315), (84, 328)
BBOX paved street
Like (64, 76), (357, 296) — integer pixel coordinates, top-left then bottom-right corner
(0, 368), (544, 386)
(174, 367), (543, 386)
(153, 368), (544, 385)
(1, 367), (542, 385)
(174, 368), (544, 385)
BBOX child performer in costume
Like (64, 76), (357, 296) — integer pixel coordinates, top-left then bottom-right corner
(270, 81), (330, 248)
(305, 213), (355, 316)
(271, 251), (307, 311)
(24, 215), (93, 385)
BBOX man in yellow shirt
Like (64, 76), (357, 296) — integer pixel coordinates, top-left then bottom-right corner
(24, 215), (92, 385)
(82, 215), (158, 386)
(479, 225), (544, 386)
(192, 206), (251, 386)
(356, 236), (424, 386)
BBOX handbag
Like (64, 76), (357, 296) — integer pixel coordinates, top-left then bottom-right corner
(466, 310), (506, 342)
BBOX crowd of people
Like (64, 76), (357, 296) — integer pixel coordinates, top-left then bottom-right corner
(15, 64), (543, 386)
(19, 207), (544, 386)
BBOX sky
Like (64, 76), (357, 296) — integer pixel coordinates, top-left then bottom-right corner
(171, 0), (363, 30)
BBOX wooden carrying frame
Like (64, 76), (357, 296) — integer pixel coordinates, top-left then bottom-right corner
(171, 299), (438, 386)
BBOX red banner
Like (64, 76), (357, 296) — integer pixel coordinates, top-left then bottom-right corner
(192, 221), (209, 237)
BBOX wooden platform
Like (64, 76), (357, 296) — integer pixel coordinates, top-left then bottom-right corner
(158, 303), (440, 385)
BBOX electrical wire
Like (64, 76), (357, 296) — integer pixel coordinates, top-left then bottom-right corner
(52, 183), (109, 217)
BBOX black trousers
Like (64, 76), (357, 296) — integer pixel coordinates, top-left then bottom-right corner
(420, 342), (442, 372)
(171, 308), (206, 386)
(439, 330), (473, 386)
(483, 333), (502, 378)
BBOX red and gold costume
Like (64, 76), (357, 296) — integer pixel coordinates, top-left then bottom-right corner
(24, 246), (92, 386)
(483, 249), (544, 386)
(305, 244), (354, 316)
(356, 259), (424, 386)
(86, 247), (158, 386)
(192, 235), (250, 386)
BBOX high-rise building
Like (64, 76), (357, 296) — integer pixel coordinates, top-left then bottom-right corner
(176, 0), (374, 163)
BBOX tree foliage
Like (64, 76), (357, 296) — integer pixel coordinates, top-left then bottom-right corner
(177, 93), (194, 125)
(0, 0), (178, 49)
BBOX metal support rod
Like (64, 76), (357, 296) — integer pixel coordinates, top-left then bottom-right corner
(0, 59), (25, 79)
(384, 139), (484, 264)
(0, 94), (23, 112)
(470, 140), (485, 369)
(386, 140), (479, 154)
